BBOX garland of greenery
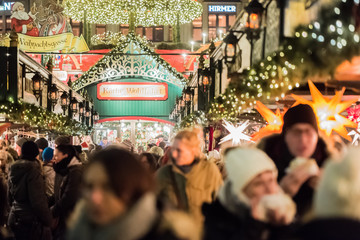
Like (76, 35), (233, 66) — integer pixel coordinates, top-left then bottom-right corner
(0, 101), (90, 135)
(205, 0), (360, 123)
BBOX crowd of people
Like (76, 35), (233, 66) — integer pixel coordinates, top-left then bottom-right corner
(0, 103), (359, 240)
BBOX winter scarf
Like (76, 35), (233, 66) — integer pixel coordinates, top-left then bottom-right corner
(53, 155), (73, 175)
(68, 193), (158, 240)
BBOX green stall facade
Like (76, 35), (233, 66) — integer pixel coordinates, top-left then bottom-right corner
(72, 34), (186, 147)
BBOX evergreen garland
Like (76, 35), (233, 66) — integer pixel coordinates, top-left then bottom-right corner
(0, 101), (90, 135)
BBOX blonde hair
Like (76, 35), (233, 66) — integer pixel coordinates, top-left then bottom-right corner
(174, 128), (202, 156)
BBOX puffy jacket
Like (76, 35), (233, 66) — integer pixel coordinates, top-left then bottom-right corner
(8, 159), (52, 226)
(157, 159), (223, 226)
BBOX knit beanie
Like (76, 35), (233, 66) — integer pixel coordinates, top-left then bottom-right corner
(35, 138), (48, 150)
(21, 141), (39, 160)
(314, 147), (360, 220)
(225, 148), (277, 204)
(282, 104), (318, 135)
(42, 147), (54, 162)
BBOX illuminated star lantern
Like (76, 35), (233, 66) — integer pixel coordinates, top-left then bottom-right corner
(348, 129), (360, 145)
(291, 80), (357, 141)
(251, 101), (286, 142)
(219, 120), (252, 146)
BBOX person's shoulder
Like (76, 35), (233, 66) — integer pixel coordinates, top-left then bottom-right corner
(257, 134), (283, 147)
(156, 165), (173, 179)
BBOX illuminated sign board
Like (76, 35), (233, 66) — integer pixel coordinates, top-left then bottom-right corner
(0, 2), (14, 11)
(97, 82), (168, 100)
(208, 5), (236, 13)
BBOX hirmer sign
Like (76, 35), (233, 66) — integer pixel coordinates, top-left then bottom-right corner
(208, 5), (236, 13)
(0, 2), (14, 11)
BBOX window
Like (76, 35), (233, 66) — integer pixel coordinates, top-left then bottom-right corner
(192, 16), (202, 41)
(208, 14), (236, 40)
(169, 26), (173, 42)
(95, 24), (106, 35)
(154, 27), (163, 42)
(136, 27), (144, 37)
(120, 24), (129, 35)
(70, 19), (82, 36)
(134, 26), (164, 42)
(6, 16), (11, 32)
(0, 18), (3, 32)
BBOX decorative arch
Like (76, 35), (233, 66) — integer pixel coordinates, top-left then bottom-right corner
(72, 33), (186, 91)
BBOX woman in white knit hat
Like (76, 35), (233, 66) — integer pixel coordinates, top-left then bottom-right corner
(203, 147), (296, 240)
(296, 147), (360, 240)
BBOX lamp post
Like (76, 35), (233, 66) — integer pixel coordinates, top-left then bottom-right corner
(190, 41), (194, 52)
(202, 32), (207, 45)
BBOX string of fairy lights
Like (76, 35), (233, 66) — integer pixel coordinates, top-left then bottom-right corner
(0, 102), (90, 135)
(197, 0), (360, 125)
(63, 0), (202, 26)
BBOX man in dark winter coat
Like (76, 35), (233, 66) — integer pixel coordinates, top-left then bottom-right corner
(258, 104), (329, 218)
(51, 144), (83, 240)
(203, 148), (296, 240)
(7, 141), (53, 240)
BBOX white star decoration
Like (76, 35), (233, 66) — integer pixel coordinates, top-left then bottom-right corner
(219, 120), (253, 146)
(348, 129), (360, 146)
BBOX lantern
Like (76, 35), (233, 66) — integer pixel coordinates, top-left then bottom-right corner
(85, 106), (91, 117)
(60, 92), (69, 114)
(184, 87), (194, 102)
(48, 84), (58, 108)
(93, 111), (99, 121)
(79, 102), (85, 116)
(70, 97), (78, 114)
(32, 72), (42, 99)
(223, 31), (239, 64)
(245, 0), (264, 40)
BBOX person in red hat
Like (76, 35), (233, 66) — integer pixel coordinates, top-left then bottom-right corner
(10, 2), (39, 37)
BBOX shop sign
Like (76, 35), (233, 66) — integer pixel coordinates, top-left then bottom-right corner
(0, 2), (14, 11)
(97, 82), (168, 101)
(208, 5), (236, 13)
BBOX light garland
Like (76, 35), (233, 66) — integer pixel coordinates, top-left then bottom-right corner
(63, 0), (203, 26)
(0, 101), (90, 135)
(292, 80), (357, 140)
(91, 31), (124, 46)
(207, 0), (359, 124)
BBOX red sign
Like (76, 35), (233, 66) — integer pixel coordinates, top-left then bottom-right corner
(97, 82), (168, 100)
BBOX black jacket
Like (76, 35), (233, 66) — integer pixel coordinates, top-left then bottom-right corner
(258, 134), (329, 217)
(8, 159), (52, 226)
(202, 199), (293, 240)
(296, 218), (360, 240)
(52, 162), (83, 221)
